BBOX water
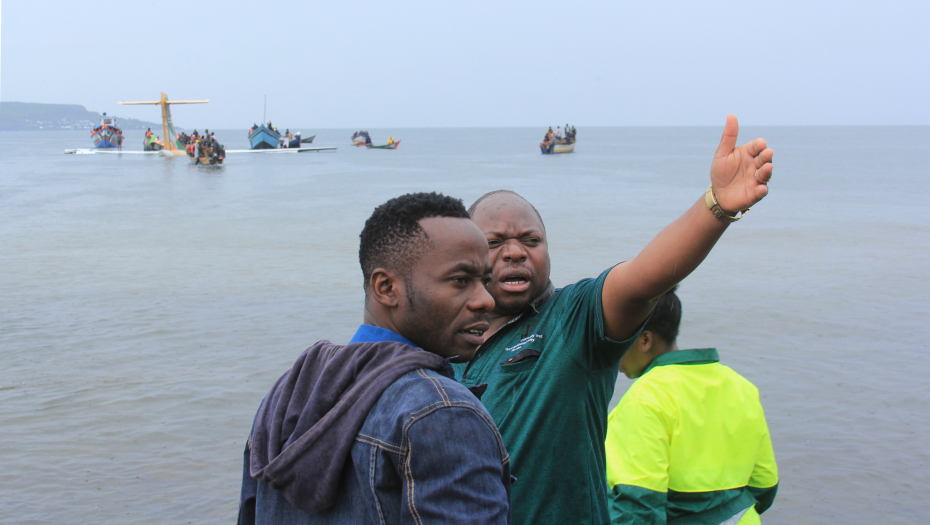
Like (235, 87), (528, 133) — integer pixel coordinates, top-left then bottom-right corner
(1, 127), (928, 524)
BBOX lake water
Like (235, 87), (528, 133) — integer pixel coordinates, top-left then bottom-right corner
(1, 127), (928, 524)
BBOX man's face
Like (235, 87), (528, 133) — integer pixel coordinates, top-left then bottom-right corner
(395, 217), (495, 362)
(471, 195), (551, 316)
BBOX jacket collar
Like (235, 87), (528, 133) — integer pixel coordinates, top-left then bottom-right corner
(643, 348), (719, 376)
(348, 324), (416, 347)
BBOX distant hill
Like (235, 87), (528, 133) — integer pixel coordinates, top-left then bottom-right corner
(0, 102), (162, 131)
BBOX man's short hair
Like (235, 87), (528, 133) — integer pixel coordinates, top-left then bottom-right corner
(644, 286), (682, 345)
(359, 192), (469, 292)
(467, 190), (545, 229)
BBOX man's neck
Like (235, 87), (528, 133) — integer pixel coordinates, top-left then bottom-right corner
(486, 311), (518, 339)
(363, 306), (401, 335)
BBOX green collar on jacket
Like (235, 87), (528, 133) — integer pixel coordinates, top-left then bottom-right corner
(643, 348), (719, 376)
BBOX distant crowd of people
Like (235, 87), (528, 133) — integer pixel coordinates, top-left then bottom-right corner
(352, 130), (372, 145)
(183, 129), (225, 162)
(543, 123), (577, 146)
(251, 121), (278, 133)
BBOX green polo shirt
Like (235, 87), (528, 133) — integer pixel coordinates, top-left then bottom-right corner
(454, 268), (644, 525)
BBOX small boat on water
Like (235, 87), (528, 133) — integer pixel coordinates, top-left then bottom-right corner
(367, 139), (400, 150)
(540, 140), (575, 154)
(540, 125), (577, 154)
(352, 131), (372, 146)
(280, 131), (314, 149)
(91, 113), (123, 148)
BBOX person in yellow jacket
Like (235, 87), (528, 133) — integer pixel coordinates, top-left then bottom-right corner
(606, 286), (778, 524)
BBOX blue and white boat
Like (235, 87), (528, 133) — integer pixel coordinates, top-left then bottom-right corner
(248, 124), (281, 149)
(91, 113), (123, 148)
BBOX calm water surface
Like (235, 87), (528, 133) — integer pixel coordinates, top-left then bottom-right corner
(1, 127), (928, 524)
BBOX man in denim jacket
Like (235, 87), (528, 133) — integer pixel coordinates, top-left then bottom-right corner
(238, 192), (511, 525)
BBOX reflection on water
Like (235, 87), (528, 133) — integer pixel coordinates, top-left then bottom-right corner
(1, 127), (928, 524)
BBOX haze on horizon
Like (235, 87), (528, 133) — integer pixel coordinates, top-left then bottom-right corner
(1, 0), (927, 129)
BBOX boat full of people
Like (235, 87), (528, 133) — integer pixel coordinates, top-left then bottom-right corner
(91, 113), (123, 149)
(352, 131), (372, 146)
(185, 130), (225, 167)
(540, 124), (576, 154)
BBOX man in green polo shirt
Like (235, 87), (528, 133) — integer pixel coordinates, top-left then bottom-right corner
(454, 115), (774, 524)
(606, 287), (778, 524)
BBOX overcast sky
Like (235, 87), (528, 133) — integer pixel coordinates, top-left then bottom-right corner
(2, 1), (927, 128)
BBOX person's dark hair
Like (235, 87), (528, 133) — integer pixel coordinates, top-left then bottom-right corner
(359, 192), (469, 293)
(467, 190), (545, 229)
(644, 286), (682, 344)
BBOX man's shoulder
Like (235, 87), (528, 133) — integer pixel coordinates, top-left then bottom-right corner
(373, 368), (489, 419)
(539, 267), (614, 311)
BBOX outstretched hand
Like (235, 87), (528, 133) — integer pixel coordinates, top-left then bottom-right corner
(710, 115), (773, 213)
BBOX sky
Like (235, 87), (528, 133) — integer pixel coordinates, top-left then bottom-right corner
(1, 0), (927, 128)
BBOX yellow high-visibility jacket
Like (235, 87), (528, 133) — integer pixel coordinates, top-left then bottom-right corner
(606, 348), (778, 525)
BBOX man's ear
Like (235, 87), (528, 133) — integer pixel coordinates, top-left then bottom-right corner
(369, 268), (402, 308)
(640, 330), (653, 353)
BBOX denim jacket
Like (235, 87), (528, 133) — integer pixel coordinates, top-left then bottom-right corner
(240, 366), (512, 524)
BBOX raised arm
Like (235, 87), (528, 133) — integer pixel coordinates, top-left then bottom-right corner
(602, 115), (773, 340)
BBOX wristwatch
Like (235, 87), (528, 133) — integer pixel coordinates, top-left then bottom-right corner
(704, 185), (750, 223)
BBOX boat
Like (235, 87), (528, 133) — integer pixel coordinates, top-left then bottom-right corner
(540, 126), (577, 154)
(90, 113), (123, 148)
(281, 132), (313, 149)
(249, 124), (281, 149)
(540, 140), (575, 154)
(352, 131), (371, 146)
(143, 135), (164, 151)
(366, 140), (401, 150)
(188, 141), (225, 167)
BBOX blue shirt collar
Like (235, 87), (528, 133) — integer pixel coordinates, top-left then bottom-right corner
(348, 324), (417, 348)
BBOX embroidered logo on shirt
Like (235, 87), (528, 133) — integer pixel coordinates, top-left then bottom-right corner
(505, 334), (544, 353)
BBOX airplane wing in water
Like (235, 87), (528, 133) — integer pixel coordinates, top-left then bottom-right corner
(64, 149), (159, 155)
(225, 147), (337, 153)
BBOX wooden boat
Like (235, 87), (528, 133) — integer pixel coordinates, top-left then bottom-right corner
(188, 141), (225, 167)
(283, 132), (313, 148)
(540, 138), (575, 154)
(249, 124), (281, 149)
(540, 126), (576, 154)
(352, 131), (371, 146)
(189, 153), (224, 167)
(91, 114), (122, 148)
(143, 137), (164, 151)
(366, 139), (400, 150)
